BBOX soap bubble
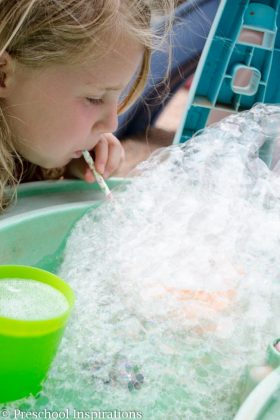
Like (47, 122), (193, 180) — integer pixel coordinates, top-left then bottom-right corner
(2, 104), (280, 419)
(0, 279), (68, 320)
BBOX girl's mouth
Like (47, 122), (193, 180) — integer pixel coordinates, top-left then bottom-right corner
(73, 150), (83, 158)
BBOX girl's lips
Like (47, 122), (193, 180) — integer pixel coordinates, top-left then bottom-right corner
(73, 150), (83, 158)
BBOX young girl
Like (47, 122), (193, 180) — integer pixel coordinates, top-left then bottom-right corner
(0, 0), (174, 211)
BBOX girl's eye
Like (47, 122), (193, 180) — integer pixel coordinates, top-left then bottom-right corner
(86, 97), (104, 105)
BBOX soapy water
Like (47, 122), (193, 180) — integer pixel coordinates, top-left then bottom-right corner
(2, 104), (280, 418)
(0, 279), (69, 320)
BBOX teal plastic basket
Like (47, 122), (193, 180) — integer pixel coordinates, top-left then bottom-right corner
(174, 0), (280, 168)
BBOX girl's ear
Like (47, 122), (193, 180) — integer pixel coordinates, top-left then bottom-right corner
(0, 51), (15, 98)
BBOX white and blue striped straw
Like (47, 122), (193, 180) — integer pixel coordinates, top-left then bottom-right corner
(82, 150), (113, 200)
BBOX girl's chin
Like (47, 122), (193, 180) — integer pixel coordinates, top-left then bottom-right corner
(26, 153), (80, 169)
(38, 158), (70, 169)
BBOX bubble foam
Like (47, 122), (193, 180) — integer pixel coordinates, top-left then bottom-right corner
(3, 104), (280, 419)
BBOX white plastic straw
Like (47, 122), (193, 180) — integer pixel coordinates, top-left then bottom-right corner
(82, 150), (113, 200)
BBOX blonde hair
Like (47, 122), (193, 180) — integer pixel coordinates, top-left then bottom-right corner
(0, 0), (174, 211)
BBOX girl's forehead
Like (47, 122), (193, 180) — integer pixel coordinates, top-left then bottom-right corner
(85, 32), (144, 66)
(78, 43), (144, 87)
(89, 43), (143, 68)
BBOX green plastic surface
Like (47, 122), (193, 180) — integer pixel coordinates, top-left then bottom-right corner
(0, 265), (74, 403)
(0, 179), (125, 270)
(0, 204), (95, 271)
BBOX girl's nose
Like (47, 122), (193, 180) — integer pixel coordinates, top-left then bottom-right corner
(94, 102), (119, 134)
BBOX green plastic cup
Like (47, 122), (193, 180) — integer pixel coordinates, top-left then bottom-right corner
(0, 265), (74, 403)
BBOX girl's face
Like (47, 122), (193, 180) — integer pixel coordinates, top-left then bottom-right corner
(4, 38), (143, 168)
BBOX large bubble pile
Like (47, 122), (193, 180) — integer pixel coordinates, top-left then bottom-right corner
(3, 104), (280, 419)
